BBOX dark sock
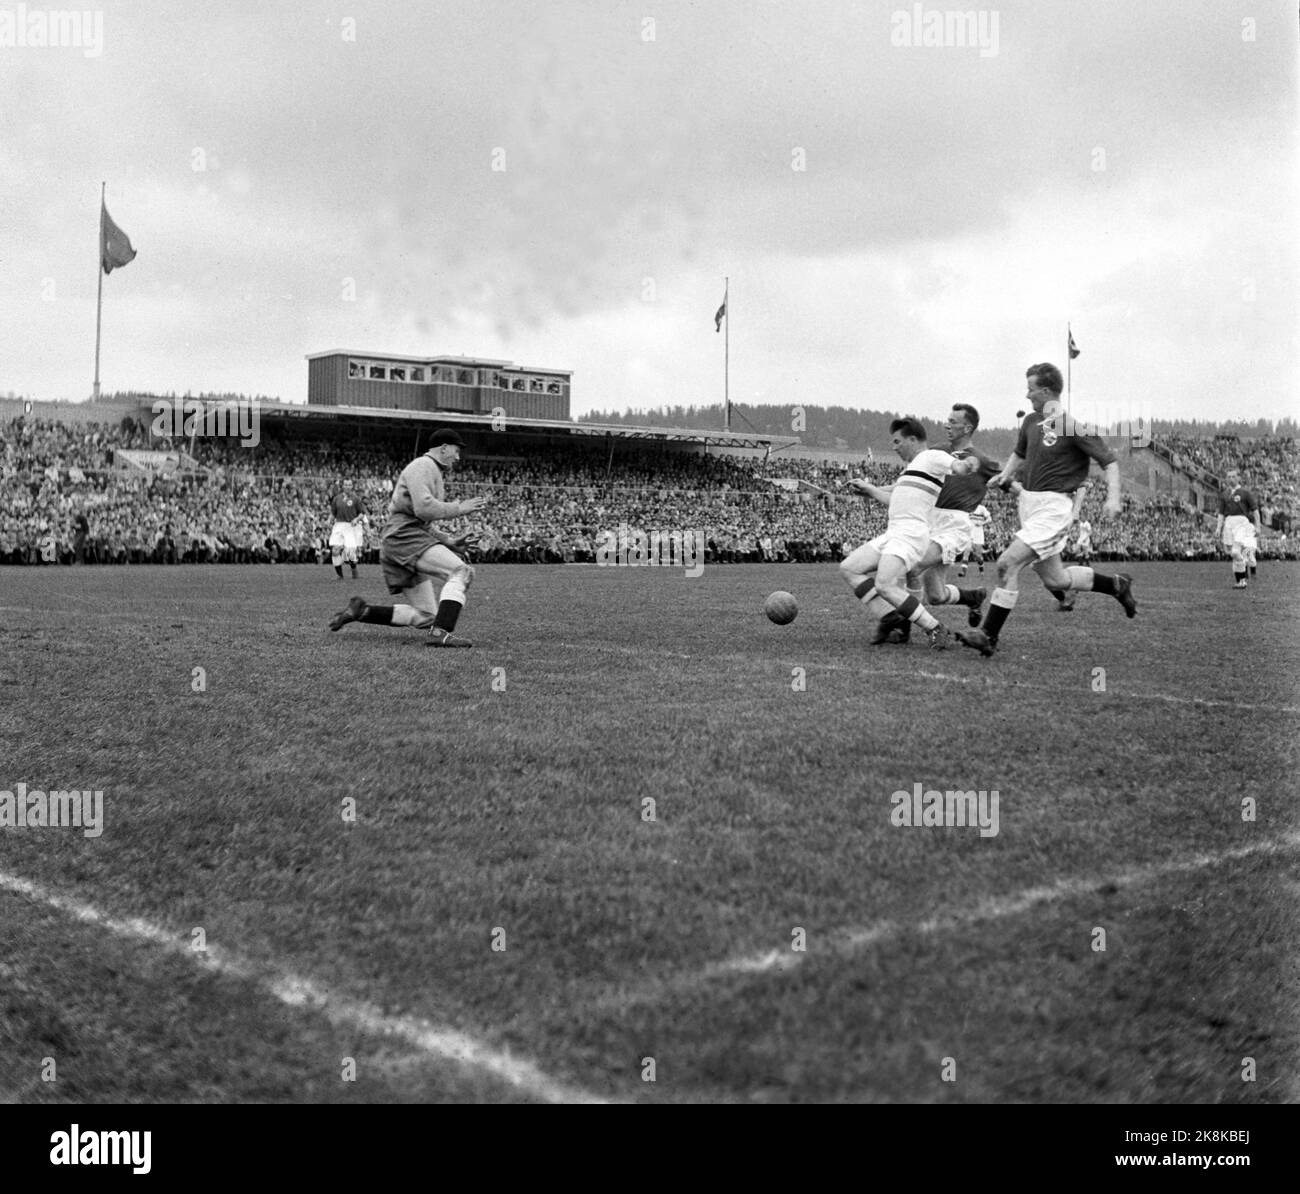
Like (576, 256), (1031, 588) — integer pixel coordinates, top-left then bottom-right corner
(983, 604), (1011, 641)
(433, 600), (462, 632)
(958, 587), (983, 606)
(1249, 567), (1256, 577)
(359, 605), (395, 624)
(333, 565), (343, 577)
(1047, 588), (1067, 602)
(1234, 571), (1246, 583)
(1090, 573), (1117, 596)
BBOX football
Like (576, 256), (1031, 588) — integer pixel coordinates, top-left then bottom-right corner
(764, 590), (798, 625)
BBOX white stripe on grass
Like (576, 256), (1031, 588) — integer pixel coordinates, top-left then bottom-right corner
(601, 831), (1300, 1008)
(0, 869), (608, 1105)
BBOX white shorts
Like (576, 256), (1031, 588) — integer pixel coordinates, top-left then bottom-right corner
(1222, 515), (1257, 554)
(970, 525), (986, 548)
(928, 508), (974, 567)
(1014, 490), (1074, 560)
(329, 521), (363, 554)
(868, 517), (931, 571)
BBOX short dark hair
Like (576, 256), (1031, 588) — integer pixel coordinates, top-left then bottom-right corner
(889, 416), (927, 441)
(1026, 363), (1064, 395)
(951, 403), (980, 431)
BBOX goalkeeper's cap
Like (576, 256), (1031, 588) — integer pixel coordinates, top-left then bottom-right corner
(429, 429), (466, 448)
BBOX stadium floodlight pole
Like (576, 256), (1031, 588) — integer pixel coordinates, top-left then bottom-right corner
(93, 181), (105, 401)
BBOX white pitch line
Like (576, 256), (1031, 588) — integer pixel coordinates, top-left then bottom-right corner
(599, 831), (1300, 1010)
(799, 657), (1298, 716)
(910, 669), (1300, 715)
(0, 868), (607, 1105)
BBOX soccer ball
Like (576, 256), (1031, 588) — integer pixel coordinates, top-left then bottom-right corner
(764, 591), (797, 625)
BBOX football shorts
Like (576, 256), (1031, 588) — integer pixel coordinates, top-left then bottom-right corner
(868, 517), (931, 571)
(928, 508), (974, 566)
(1014, 490), (1074, 560)
(329, 520), (363, 552)
(1222, 515), (1257, 555)
(381, 540), (465, 595)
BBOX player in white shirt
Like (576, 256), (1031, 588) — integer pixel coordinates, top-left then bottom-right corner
(839, 417), (979, 649)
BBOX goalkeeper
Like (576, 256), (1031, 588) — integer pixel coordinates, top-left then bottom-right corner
(328, 429), (488, 647)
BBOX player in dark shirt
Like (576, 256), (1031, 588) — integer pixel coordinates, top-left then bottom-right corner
(1215, 471), (1261, 587)
(328, 485), (366, 579)
(957, 363), (1137, 657)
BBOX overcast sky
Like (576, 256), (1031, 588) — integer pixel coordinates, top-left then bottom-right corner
(2, 0), (1296, 426)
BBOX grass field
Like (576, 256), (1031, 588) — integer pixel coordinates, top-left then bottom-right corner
(2, 560), (1298, 1104)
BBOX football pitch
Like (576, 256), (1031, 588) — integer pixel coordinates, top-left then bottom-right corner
(2, 561), (1297, 1104)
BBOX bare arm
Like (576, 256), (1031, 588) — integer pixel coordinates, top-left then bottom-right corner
(847, 479), (893, 502)
(988, 453), (1024, 490)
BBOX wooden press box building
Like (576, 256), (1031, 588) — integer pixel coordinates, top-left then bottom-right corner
(306, 350), (571, 421)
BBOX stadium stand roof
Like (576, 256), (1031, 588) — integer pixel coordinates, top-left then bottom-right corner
(256, 399), (799, 450)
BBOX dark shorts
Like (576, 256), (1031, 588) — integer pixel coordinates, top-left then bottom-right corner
(380, 519), (441, 594)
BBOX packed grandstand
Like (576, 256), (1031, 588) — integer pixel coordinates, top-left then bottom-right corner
(2, 410), (1296, 567)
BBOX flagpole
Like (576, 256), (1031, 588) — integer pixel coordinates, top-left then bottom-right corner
(93, 181), (105, 401)
(723, 276), (730, 433)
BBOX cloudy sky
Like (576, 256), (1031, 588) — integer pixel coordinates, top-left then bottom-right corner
(2, 0), (1296, 426)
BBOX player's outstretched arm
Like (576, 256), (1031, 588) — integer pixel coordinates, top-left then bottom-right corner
(989, 453), (1023, 490)
(847, 479), (893, 501)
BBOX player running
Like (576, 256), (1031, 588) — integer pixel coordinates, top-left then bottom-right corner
(839, 416), (980, 649)
(1215, 470), (1261, 587)
(873, 403), (995, 644)
(328, 429), (487, 647)
(956, 363), (1137, 657)
(327, 483), (367, 579)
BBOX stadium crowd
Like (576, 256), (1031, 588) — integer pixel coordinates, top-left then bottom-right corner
(2, 415), (1295, 567)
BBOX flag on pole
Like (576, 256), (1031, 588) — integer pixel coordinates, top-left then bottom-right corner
(1068, 331), (1080, 359)
(101, 201), (137, 274)
(714, 295), (727, 332)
